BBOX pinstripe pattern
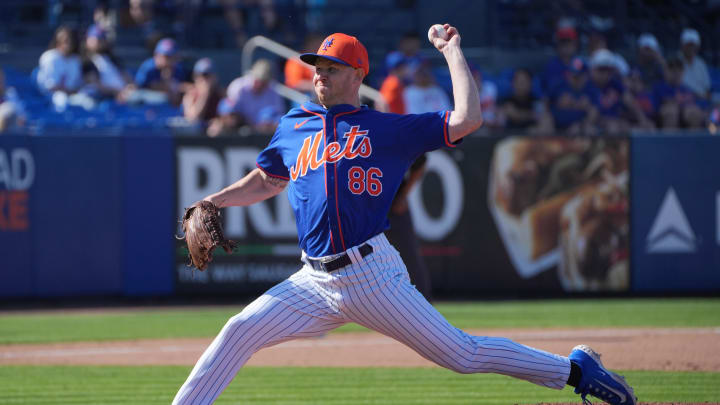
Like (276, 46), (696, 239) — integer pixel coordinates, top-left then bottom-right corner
(172, 233), (570, 404)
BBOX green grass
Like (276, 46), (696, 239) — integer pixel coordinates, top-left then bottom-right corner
(0, 366), (717, 404)
(1, 298), (719, 344)
(1, 300), (718, 404)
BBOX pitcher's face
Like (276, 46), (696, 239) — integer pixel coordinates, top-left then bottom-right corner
(313, 58), (361, 108)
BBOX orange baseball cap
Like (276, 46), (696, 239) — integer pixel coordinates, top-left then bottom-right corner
(300, 33), (369, 76)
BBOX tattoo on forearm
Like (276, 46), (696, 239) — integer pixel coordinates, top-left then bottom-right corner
(265, 175), (288, 189)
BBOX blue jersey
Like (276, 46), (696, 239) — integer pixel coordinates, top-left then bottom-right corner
(541, 56), (574, 94)
(256, 102), (454, 257)
(588, 78), (625, 118)
(651, 81), (700, 110)
(134, 58), (187, 89)
(548, 80), (593, 129)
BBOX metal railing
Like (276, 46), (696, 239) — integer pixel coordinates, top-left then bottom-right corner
(240, 35), (387, 111)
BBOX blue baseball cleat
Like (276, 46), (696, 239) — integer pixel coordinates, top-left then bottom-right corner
(569, 345), (637, 405)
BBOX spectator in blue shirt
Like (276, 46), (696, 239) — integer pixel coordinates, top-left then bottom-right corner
(133, 38), (188, 105)
(653, 56), (706, 129)
(548, 57), (598, 135)
(541, 25), (579, 95)
(587, 49), (653, 134)
(634, 33), (667, 89)
(588, 50), (624, 117)
(627, 68), (656, 123)
(207, 59), (284, 137)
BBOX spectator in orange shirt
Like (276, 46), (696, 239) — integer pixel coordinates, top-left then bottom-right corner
(379, 53), (408, 114)
(284, 33), (324, 94)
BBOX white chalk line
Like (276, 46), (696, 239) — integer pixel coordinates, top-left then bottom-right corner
(1, 327), (717, 360)
(0, 339), (395, 359)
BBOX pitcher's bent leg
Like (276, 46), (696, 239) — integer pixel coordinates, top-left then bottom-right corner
(173, 271), (345, 405)
(342, 251), (570, 389)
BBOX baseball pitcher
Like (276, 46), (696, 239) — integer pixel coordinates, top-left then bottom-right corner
(173, 24), (636, 405)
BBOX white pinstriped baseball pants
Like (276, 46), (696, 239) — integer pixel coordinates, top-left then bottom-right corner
(173, 233), (571, 404)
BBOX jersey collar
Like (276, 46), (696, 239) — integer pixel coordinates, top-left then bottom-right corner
(302, 101), (368, 115)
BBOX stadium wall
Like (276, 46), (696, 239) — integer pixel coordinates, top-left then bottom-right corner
(631, 135), (720, 291)
(0, 134), (175, 298)
(0, 132), (718, 299)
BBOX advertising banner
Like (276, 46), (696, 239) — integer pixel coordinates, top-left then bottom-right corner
(175, 135), (631, 296)
(427, 136), (630, 295)
(0, 136), (125, 297)
(0, 136), (34, 297)
(631, 135), (720, 291)
(485, 136), (630, 292)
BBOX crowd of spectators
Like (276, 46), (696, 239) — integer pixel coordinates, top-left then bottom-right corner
(1, 9), (719, 136)
(33, 24), (185, 111)
(376, 23), (718, 136)
(1, 17), (291, 136)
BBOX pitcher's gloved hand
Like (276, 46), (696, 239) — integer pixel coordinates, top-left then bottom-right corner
(178, 200), (235, 270)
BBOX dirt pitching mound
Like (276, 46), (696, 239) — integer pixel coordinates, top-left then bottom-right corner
(1, 327), (718, 371)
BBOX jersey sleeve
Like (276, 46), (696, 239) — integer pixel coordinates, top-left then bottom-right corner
(65, 57), (83, 92)
(134, 59), (154, 88)
(255, 123), (290, 180)
(392, 110), (456, 158)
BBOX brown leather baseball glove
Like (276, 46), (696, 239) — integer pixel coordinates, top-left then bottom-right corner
(178, 200), (236, 270)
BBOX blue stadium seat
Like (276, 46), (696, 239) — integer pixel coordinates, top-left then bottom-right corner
(710, 67), (720, 92)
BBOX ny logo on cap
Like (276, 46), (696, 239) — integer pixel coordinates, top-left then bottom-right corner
(322, 37), (334, 51)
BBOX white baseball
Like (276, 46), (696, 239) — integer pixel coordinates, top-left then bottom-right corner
(428, 24), (447, 42)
